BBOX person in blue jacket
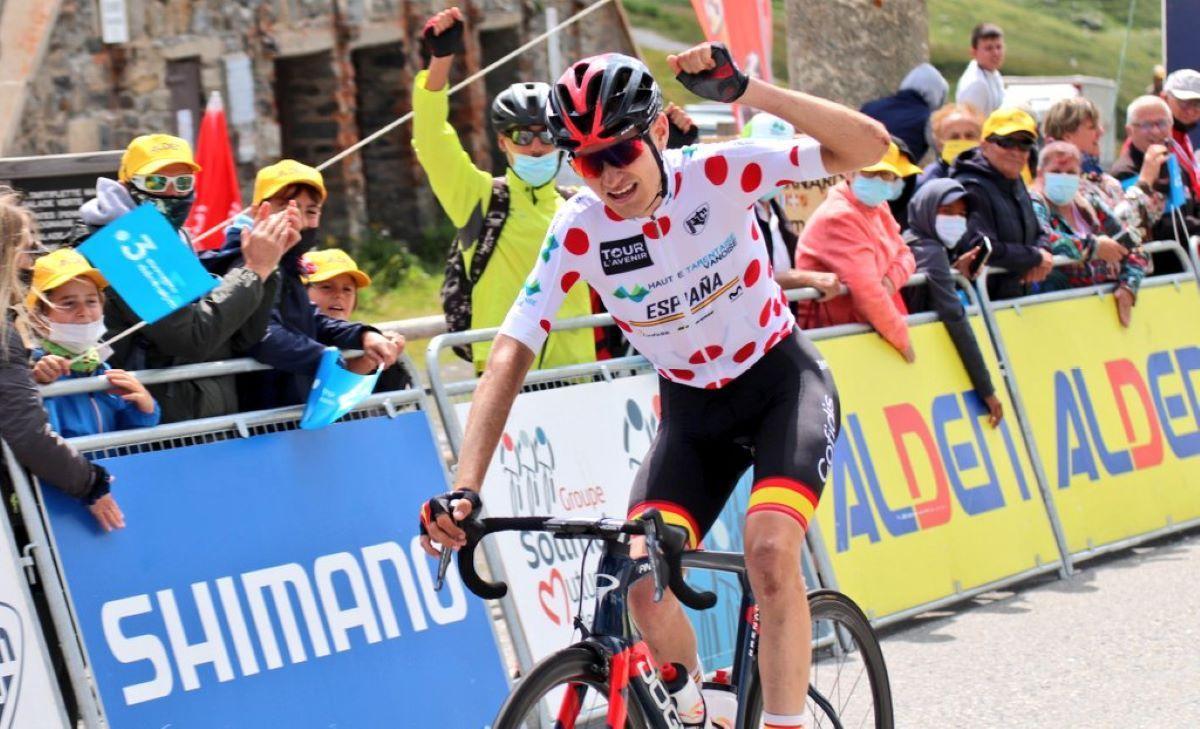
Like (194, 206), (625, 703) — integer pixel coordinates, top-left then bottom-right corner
(860, 63), (949, 164)
(28, 249), (160, 438)
(204, 160), (400, 411)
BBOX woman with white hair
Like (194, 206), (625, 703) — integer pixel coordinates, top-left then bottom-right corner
(1031, 141), (1147, 326)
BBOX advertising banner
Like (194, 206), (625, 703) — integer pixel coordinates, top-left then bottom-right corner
(807, 318), (1061, 620)
(38, 414), (508, 728)
(994, 285), (1200, 554)
(0, 485), (69, 728)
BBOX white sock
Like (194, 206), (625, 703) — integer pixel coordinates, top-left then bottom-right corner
(689, 654), (705, 685)
(763, 710), (809, 728)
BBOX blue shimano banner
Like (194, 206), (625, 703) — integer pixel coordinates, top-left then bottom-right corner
(40, 414), (508, 728)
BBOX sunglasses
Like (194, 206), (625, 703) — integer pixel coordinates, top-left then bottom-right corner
(569, 137), (647, 179)
(131, 172), (196, 194)
(1131, 119), (1171, 131)
(988, 135), (1036, 152)
(507, 128), (555, 146)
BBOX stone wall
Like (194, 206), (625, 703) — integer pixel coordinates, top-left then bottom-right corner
(9, 0), (637, 247)
(785, 0), (929, 110)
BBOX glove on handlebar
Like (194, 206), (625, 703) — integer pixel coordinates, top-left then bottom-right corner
(419, 489), (482, 537)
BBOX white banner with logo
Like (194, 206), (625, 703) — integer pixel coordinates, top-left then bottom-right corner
(0, 515), (69, 728)
(456, 374), (661, 666)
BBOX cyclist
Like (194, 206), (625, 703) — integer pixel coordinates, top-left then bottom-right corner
(415, 8), (595, 372)
(420, 43), (888, 729)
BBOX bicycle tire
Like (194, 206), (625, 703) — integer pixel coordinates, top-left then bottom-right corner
(741, 590), (893, 729)
(492, 644), (651, 729)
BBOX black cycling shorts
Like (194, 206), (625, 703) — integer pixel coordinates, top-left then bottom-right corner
(627, 327), (840, 547)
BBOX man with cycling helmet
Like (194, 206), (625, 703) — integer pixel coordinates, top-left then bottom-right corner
(415, 8), (594, 372)
(421, 38), (888, 729)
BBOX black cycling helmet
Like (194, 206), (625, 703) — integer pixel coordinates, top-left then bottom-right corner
(546, 53), (663, 151)
(490, 82), (552, 133)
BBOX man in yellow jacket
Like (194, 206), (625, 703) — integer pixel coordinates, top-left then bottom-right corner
(415, 7), (595, 372)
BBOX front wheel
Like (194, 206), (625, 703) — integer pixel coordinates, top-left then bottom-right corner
(493, 644), (651, 729)
(742, 590), (893, 729)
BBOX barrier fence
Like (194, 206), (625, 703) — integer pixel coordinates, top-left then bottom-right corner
(2, 241), (1199, 726)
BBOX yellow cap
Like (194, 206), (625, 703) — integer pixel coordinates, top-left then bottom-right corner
(302, 248), (371, 288)
(982, 107), (1038, 140)
(253, 160), (327, 206)
(26, 249), (108, 309)
(861, 142), (923, 178)
(118, 134), (201, 182)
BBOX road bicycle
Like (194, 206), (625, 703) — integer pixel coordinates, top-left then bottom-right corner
(439, 509), (893, 728)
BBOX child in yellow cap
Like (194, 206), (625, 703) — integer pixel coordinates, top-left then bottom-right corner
(27, 249), (160, 438)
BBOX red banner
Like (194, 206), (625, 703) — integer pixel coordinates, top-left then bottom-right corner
(184, 91), (243, 250)
(688, 0), (773, 125)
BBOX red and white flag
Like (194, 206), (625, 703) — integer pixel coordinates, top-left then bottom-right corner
(184, 91), (243, 250)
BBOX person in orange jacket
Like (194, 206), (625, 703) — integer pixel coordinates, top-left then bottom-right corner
(794, 142), (920, 362)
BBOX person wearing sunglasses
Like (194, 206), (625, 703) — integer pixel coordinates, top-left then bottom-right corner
(67, 134), (300, 423)
(952, 107), (1055, 299)
(419, 42), (888, 729)
(413, 7), (595, 374)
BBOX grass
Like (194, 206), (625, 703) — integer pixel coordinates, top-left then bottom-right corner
(625, 0), (1162, 123)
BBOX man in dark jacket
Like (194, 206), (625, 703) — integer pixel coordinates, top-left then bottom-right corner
(903, 179), (1003, 426)
(861, 63), (949, 164)
(217, 160), (399, 410)
(69, 135), (296, 423)
(952, 108), (1054, 299)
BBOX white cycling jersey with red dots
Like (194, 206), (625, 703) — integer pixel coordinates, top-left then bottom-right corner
(499, 136), (829, 389)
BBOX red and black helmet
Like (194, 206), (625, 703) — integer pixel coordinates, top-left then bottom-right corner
(546, 54), (663, 151)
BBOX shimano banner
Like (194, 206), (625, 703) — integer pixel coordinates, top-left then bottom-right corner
(39, 414), (508, 728)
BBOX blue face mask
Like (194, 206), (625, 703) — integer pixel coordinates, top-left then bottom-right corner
(759, 185), (787, 203)
(1043, 172), (1081, 206)
(511, 152), (562, 188)
(851, 175), (895, 207)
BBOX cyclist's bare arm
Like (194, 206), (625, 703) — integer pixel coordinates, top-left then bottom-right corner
(739, 78), (889, 175)
(420, 334), (535, 555)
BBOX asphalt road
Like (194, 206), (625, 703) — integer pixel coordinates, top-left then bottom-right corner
(879, 529), (1200, 728)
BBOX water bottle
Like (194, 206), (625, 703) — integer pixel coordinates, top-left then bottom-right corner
(702, 670), (738, 729)
(662, 662), (707, 727)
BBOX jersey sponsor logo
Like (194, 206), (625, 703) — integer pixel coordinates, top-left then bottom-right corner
(679, 235), (736, 279)
(539, 234), (560, 262)
(614, 284), (651, 303)
(633, 271), (740, 328)
(684, 204), (710, 235)
(599, 235), (654, 275)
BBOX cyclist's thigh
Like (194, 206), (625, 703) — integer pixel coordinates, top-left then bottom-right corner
(749, 330), (841, 532)
(628, 388), (752, 549)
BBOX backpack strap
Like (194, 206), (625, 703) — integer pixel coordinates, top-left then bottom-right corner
(463, 177), (511, 284)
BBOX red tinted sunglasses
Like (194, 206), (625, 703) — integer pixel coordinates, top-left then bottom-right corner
(570, 137), (647, 179)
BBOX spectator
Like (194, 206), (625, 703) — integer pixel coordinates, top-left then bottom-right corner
(741, 113), (843, 299)
(903, 179), (1003, 426)
(918, 104), (983, 187)
(1042, 96), (1163, 248)
(1162, 69), (1200, 198)
(795, 142), (919, 362)
(302, 248), (412, 393)
(0, 188), (123, 532)
(219, 160), (399, 410)
(953, 108), (1054, 299)
(415, 8), (594, 372)
(1111, 95), (1200, 256)
(27, 249), (161, 436)
(1029, 142), (1147, 326)
(956, 23), (1007, 117)
(861, 63), (949, 163)
(69, 134), (295, 423)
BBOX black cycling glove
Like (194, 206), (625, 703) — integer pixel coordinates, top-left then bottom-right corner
(419, 489), (482, 537)
(82, 463), (112, 506)
(422, 17), (465, 58)
(676, 43), (749, 104)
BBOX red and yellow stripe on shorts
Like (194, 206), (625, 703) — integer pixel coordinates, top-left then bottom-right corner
(627, 501), (701, 549)
(747, 477), (819, 531)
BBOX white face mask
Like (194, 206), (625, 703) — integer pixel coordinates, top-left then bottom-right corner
(934, 214), (968, 249)
(46, 319), (109, 356)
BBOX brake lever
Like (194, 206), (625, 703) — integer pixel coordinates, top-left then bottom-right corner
(642, 516), (666, 603)
(435, 544), (453, 591)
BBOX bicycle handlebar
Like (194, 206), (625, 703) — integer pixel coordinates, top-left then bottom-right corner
(450, 512), (718, 611)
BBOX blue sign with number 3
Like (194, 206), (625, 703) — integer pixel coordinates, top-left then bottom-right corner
(77, 204), (218, 324)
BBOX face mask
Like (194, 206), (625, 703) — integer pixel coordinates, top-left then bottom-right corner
(511, 152), (562, 188)
(934, 214), (968, 249)
(129, 187), (195, 230)
(941, 138), (978, 165)
(46, 319), (108, 355)
(851, 176), (895, 207)
(759, 185), (787, 203)
(1043, 172), (1081, 206)
(885, 178), (906, 201)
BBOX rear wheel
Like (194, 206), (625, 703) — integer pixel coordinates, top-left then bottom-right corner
(492, 644), (650, 729)
(742, 590), (893, 729)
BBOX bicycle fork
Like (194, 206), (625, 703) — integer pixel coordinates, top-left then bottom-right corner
(553, 639), (686, 729)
